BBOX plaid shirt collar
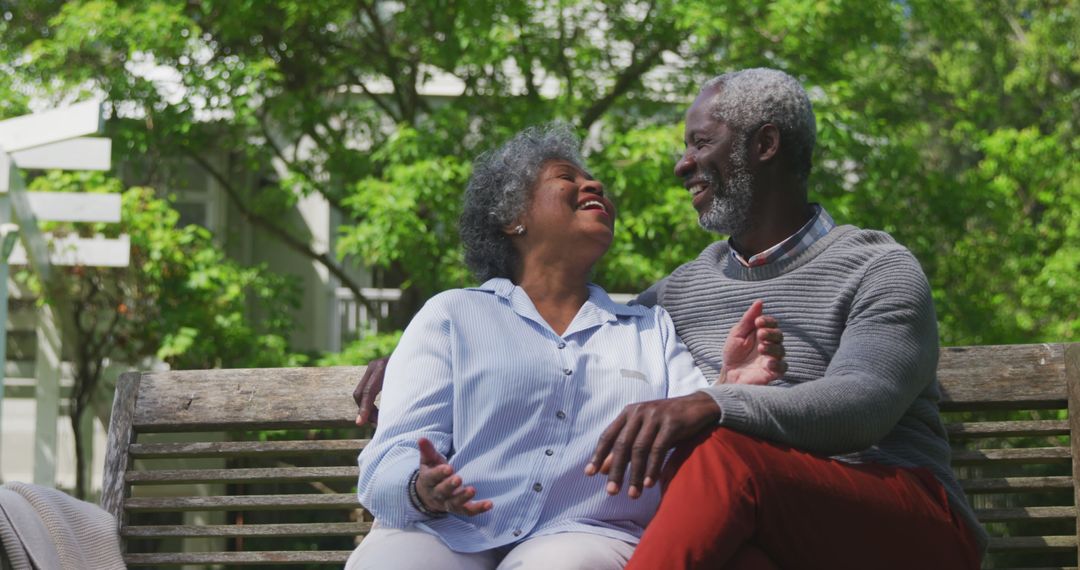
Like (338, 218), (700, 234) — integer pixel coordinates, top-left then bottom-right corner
(731, 204), (835, 268)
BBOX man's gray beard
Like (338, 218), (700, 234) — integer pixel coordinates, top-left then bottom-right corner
(697, 147), (754, 236)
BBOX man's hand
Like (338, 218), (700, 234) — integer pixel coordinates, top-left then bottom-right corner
(720, 300), (787, 385)
(582, 300), (784, 498)
(415, 438), (493, 516)
(354, 356), (388, 426)
(585, 392), (721, 499)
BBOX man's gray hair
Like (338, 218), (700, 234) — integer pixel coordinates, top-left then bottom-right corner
(460, 122), (585, 282)
(702, 68), (816, 187)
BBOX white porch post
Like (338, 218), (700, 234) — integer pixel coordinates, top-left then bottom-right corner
(0, 101), (120, 488)
(0, 155), (14, 467)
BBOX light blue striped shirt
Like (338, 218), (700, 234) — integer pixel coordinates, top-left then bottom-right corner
(356, 278), (708, 552)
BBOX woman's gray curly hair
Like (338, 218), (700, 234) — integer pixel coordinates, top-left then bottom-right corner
(460, 122), (585, 282)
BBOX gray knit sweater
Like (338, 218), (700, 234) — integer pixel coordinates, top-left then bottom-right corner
(639, 224), (988, 554)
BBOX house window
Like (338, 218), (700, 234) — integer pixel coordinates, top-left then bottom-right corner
(119, 157), (223, 233)
(166, 161), (217, 231)
(173, 193), (213, 229)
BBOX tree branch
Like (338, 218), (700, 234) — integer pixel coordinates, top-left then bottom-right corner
(514, 12), (541, 102)
(255, 111), (351, 217)
(556, 5), (576, 98)
(578, 42), (668, 130)
(347, 73), (403, 122)
(183, 148), (382, 318)
(358, 0), (409, 116)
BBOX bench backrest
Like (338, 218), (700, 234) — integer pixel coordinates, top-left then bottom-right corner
(103, 343), (1080, 568)
(938, 343), (1080, 569)
(102, 367), (369, 567)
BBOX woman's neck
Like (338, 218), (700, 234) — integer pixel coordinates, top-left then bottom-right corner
(515, 263), (590, 336)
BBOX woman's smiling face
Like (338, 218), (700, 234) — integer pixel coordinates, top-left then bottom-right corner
(517, 159), (616, 258)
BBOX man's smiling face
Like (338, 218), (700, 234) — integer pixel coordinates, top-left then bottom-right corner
(675, 86), (755, 237)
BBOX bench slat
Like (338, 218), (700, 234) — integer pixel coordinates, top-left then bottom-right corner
(125, 466), (357, 485)
(130, 439), (368, 459)
(988, 535), (1078, 552)
(938, 344), (1067, 410)
(951, 447), (1071, 465)
(103, 371), (140, 523)
(124, 550), (354, 566)
(122, 522), (372, 538)
(962, 476), (1074, 493)
(976, 506), (1077, 522)
(997, 565), (1080, 570)
(947, 419), (1070, 438)
(990, 567), (1078, 570)
(125, 494), (361, 512)
(1064, 342), (1080, 564)
(1002, 565), (1080, 570)
(131, 368), (364, 431)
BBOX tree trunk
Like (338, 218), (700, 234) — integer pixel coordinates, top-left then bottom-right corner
(70, 403), (87, 499)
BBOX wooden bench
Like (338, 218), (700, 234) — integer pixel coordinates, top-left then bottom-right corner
(941, 343), (1080, 569)
(101, 343), (1080, 568)
(101, 367), (370, 567)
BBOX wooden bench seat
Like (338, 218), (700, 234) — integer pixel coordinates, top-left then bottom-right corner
(102, 343), (1080, 568)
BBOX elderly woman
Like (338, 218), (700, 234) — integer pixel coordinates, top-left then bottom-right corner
(345, 123), (784, 570)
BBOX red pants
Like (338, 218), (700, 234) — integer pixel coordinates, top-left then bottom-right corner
(625, 428), (980, 570)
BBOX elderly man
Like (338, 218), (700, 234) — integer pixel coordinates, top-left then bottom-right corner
(354, 68), (986, 569)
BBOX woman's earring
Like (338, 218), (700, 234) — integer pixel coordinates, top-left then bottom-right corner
(513, 225), (526, 235)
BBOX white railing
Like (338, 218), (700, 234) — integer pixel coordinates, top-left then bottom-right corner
(333, 288), (638, 349)
(333, 287), (402, 347)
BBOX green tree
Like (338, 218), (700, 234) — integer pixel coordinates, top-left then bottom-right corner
(2, 0), (1075, 350)
(0, 0), (896, 316)
(806, 0), (1080, 344)
(19, 171), (302, 498)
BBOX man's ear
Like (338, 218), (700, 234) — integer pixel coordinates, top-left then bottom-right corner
(752, 123), (781, 164)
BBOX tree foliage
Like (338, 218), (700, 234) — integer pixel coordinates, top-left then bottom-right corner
(15, 171), (302, 497)
(24, 172), (302, 370)
(1, 0), (1076, 350)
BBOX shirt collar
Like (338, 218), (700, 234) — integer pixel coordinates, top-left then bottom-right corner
(730, 204), (836, 267)
(469, 278), (648, 328)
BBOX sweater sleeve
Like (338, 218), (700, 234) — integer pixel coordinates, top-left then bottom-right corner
(699, 250), (939, 455)
(355, 297), (455, 526)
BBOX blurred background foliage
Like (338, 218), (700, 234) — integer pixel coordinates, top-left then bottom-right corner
(1, 0), (1076, 367)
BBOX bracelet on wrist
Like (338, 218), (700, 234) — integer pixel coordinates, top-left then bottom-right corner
(407, 469), (447, 518)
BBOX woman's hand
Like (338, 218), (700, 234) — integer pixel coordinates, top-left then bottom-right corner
(414, 438), (493, 517)
(718, 300), (786, 385)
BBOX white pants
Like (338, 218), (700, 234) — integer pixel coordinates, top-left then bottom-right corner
(345, 526), (635, 570)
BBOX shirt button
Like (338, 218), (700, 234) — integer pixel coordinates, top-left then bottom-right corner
(545, 449), (554, 456)
(563, 368), (572, 376)
(557, 341), (566, 349)
(512, 529), (522, 537)
(533, 483), (543, 492)
(556, 410), (566, 420)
